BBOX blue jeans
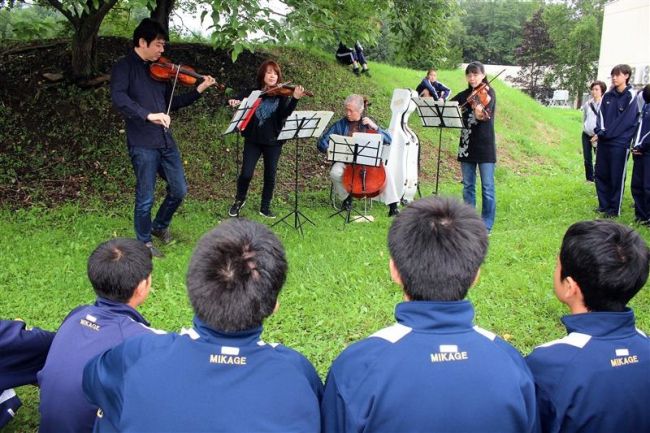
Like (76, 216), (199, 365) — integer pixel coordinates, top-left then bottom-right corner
(460, 162), (496, 231)
(129, 146), (188, 243)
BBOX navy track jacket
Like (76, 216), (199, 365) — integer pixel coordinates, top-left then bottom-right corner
(0, 320), (54, 427)
(321, 301), (538, 433)
(37, 298), (160, 433)
(526, 309), (650, 433)
(83, 316), (323, 432)
(595, 85), (638, 148)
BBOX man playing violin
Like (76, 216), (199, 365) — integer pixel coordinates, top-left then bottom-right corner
(317, 94), (394, 214)
(111, 18), (217, 257)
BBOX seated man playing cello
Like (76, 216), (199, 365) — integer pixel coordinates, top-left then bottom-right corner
(317, 94), (393, 214)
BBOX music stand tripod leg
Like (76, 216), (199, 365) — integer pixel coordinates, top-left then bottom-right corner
(434, 128), (443, 195)
(273, 119), (315, 235)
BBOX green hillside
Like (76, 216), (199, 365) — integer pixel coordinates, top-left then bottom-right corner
(1, 43), (648, 432)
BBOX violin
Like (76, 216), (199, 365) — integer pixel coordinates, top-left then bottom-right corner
(466, 82), (493, 120)
(459, 69), (505, 121)
(342, 97), (387, 198)
(261, 82), (314, 97)
(150, 57), (224, 89)
(237, 82), (313, 131)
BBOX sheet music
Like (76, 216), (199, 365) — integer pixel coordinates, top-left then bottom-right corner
(327, 133), (383, 166)
(412, 98), (463, 129)
(277, 111), (334, 141)
(223, 90), (262, 135)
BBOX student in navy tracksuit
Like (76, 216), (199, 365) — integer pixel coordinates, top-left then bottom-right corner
(631, 85), (650, 224)
(37, 238), (160, 433)
(0, 320), (54, 427)
(336, 41), (369, 76)
(321, 197), (538, 433)
(83, 219), (323, 432)
(593, 64), (638, 217)
(526, 220), (650, 433)
(415, 68), (452, 100)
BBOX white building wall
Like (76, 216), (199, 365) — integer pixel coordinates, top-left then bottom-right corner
(597, 0), (650, 87)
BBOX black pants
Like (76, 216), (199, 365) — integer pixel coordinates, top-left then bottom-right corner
(594, 144), (629, 216)
(236, 141), (282, 210)
(632, 152), (650, 221)
(581, 132), (595, 181)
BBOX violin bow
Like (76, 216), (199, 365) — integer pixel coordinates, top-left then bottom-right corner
(459, 68), (507, 111)
(165, 63), (184, 118)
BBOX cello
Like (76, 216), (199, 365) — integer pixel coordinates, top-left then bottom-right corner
(341, 98), (387, 198)
(376, 88), (420, 206)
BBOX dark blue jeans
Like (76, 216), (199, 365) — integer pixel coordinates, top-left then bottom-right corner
(129, 146), (188, 243)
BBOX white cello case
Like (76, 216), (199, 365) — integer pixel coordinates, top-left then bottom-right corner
(375, 88), (420, 206)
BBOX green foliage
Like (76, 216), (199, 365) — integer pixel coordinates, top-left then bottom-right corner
(382, 0), (459, 70)
(452, 0), (540, 65)
(99, 0), (150, 38)
(0, 4), (67, 41)
(514, 7), (556, 102)
(543, 0), (604, 106)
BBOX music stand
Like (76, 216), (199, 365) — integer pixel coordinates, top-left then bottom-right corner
(412, 98), (464, 195)
(272, 110), (333, 236)
(222, 91), (263, 188)
(327, 132), (384, 224)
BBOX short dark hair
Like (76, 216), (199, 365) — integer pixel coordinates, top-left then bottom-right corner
(132, 18), (167, 47)
(256, 59), (283, 89)
(388, 197), (488, 301)
(590, 81), (606, 94)
(611, 64), (632, 84)
(186, 219), (287, 332)
(87, 238), (153, 303)
(560, 220), (649, 312)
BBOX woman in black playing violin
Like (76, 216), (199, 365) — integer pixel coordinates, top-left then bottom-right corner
(451, 61), (497, 233)
(227, 60), (305, 218)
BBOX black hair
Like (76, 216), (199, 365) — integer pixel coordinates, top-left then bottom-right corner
(465, 61), (488, 85)
(388, 196), (488, 301)
(132, 18), (167, 47)
(590, 81), (607, 94)
(186, 219), (288, 332)
(87, 238), (153, 303)
(642, 84), (650, 104)
(611, 64), (632, 85)
(560, 220), (649, 312)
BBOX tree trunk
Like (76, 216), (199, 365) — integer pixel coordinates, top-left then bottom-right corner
(71, 24), (100, 80)
(45, 0), (118, 81)
(150, 0), (175, 35)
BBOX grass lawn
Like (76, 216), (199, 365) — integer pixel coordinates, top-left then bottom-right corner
(2, 54), (649, 432)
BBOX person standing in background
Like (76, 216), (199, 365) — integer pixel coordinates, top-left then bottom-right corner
(581, 81), (606, 182)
